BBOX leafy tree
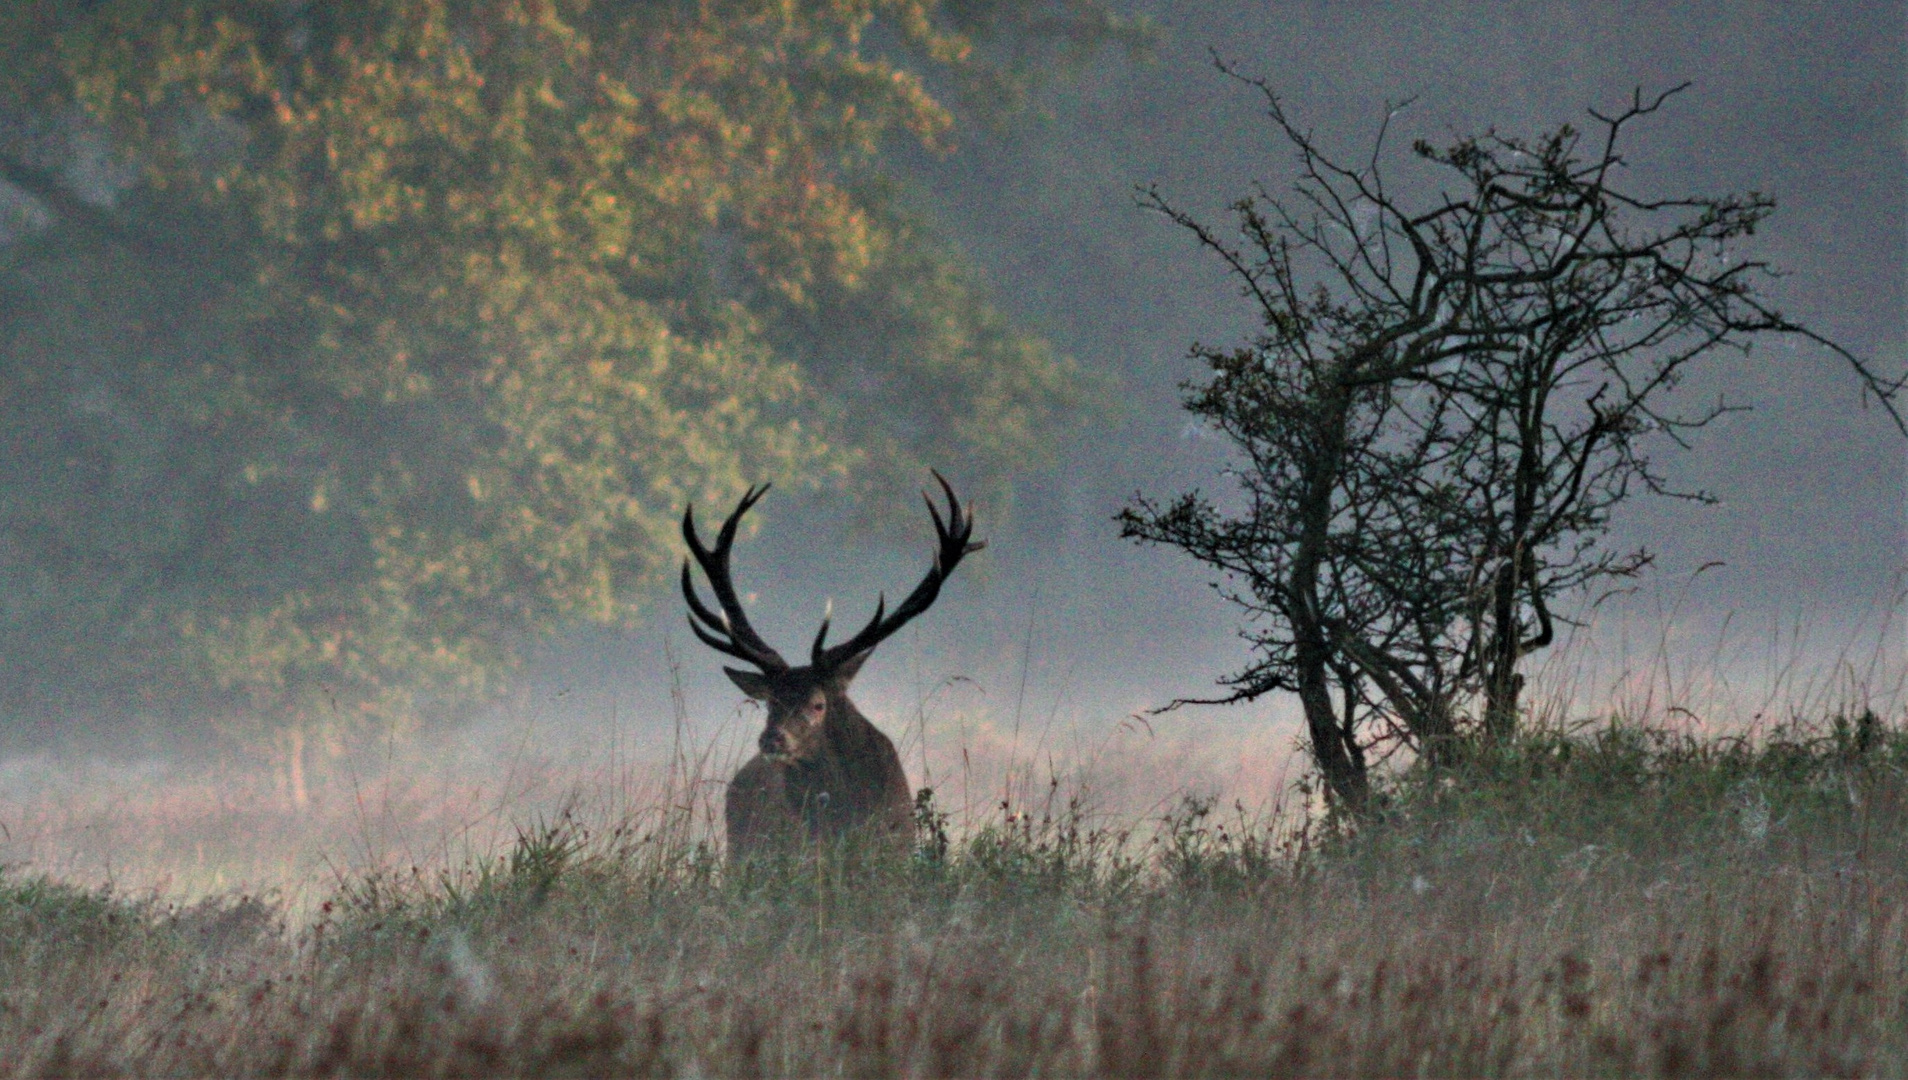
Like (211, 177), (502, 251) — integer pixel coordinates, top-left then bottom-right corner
(1121, 73), (1903, 812)
(0, 0), (1145, 781)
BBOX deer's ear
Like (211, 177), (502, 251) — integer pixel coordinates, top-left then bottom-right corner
(725, 668), (773, 700)
(832, 648), (875, 685)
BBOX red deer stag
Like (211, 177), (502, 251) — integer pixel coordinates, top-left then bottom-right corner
(682, 473), (983, 861)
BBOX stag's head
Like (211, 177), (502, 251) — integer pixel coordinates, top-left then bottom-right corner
(721, 656), (868, 762)
(681, 473), (984, 764)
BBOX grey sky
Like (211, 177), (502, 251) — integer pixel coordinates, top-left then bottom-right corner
(5, 3), (1899, 789)
(596, 1), (1907, 780)
(932, 2), (1903, 622)
(944, 0), (1904, 592)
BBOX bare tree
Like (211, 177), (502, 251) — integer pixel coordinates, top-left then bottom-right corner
(1121, 70), (1904, 812)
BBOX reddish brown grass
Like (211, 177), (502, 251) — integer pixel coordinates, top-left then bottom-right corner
(1, 716), (1904, 1077)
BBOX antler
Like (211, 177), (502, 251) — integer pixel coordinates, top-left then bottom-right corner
(810, 470), (986, 670)
(681, 484), (789, 673)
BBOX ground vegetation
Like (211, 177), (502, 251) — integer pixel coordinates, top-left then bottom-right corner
(0, 714), (1903, 1076)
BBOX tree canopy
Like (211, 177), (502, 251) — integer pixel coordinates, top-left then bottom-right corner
(0, 0), (1143, 753)
(1122, 75), (1903, 812)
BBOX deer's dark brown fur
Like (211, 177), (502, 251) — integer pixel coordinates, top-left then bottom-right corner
(682, 474), (982, 861)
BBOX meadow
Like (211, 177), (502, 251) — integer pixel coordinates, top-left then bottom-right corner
(0, 709), (1904, 1078)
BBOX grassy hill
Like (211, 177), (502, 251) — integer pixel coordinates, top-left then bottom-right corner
(1, 714), (1903, 1076)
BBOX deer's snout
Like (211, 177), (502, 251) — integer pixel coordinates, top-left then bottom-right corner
(760, 727), (793, 757)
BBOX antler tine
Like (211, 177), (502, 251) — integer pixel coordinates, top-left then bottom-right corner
(684, 607), (752, 661)
(681, 485), (788, 672)
(812, 472), (984, 670)
(809, 618), (829, 659)
(930, 467), (959, 509)
(930, 468), (986, 554)
(680, 561), (762, 664)
(680, 561), (728, 635)
(809, 595), (884, 665)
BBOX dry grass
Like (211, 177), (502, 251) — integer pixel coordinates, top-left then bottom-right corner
(1, 714), (1905, 1077)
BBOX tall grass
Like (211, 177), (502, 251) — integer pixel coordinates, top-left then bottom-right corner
(0, 712), (1904, 1077)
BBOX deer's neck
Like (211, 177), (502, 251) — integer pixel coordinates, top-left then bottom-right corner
(823, 694), (882, 754)
(771, 695), (883, 794)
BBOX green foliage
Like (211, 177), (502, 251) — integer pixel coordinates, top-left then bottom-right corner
(0, 875), (150, 958)
(0, 0), (1118, 745)
(277, 712), (1908, 941)
(912, 784), (952, 863)
(284, 714), (1908, 944)
(1325, 711), (1908, 887)
(944, 793), (1125, 898)
(1157, 794), (1285, 895)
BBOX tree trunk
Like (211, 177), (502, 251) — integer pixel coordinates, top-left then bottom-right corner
(1297, 663), (1369, 811)
(1293, 391), (1371, 812)
(1482, 562), (1522, 743)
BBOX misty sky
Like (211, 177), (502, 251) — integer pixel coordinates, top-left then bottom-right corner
(946, 0), (1905, 602)
(8, 3), (1893, 785)
(534, 0), (1903, 778)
